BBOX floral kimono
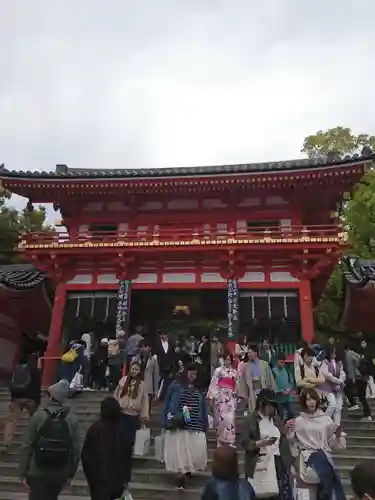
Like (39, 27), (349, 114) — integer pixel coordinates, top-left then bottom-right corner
(207, 366), (238, 445)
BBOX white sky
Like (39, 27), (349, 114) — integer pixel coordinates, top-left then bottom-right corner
(0, 1), (374, 222)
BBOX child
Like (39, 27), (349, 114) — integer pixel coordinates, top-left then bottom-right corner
(272, 352), (295, 419)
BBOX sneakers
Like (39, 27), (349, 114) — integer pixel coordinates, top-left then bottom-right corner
(348, 405), (360, 411)
(176, 475), (186, 489)
(361, 416), (373, 421)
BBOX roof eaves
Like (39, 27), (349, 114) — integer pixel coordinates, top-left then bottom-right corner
(0, 149), (373, 180)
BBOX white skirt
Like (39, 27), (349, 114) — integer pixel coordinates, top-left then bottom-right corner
(164, 429), (208, 474)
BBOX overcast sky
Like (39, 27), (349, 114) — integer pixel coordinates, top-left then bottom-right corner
(0, 1), (374, 219)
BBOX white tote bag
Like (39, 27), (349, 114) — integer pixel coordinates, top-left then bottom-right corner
(249, 453), (279, 499)
(299, 450), (319, 484)
(154, 433), (165, 462)
(134, 426), (151, 457)
(69, 370), (84, 392)
(120, 490), (134, 500)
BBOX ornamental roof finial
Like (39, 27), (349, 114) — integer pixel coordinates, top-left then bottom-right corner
(56, 164), (68, 175)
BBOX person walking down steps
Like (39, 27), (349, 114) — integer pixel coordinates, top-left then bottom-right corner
(19, 379), (80, 500)
(2, 353), (41, 454)
(82, 397), (133, 500)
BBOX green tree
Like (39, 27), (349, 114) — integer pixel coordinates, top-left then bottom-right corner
(302, 127), (375, 333)
(0, 194), (53, 265)
(302, 126), (375, 158)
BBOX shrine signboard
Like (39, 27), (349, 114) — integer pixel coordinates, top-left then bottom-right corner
(227, 278), (239, 341)
(116, 279), (132, 335)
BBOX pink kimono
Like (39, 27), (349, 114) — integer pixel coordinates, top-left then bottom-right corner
(207, 366), (238, 445)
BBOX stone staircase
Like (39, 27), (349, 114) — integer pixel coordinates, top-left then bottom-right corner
(0, 389), (373, 499)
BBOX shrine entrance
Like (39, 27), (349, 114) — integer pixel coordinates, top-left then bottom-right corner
(239, 290), (301, 355)
(130, 289), (228, 341)
(60, 289), (228, 347)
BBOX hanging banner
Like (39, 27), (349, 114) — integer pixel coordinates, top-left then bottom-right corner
(116, 279), (132, 334)
(227, 278), (239, 341)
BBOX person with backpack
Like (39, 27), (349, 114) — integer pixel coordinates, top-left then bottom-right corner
(19, 379), (80, 500)
(294, 347), (325, 392)
(2, 353), (41, 453)
(320, 346), (346, 427)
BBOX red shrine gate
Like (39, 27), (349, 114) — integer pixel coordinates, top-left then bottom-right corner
(0, 152), (371, 386)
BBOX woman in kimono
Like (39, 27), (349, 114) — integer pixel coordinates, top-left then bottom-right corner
(207, 353), (238, 446)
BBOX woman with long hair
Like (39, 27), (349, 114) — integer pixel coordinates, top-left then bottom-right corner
(163, 363), (209, 489)
(201, 445), (254, 500)
(82, 397), (132, 499)
(241, 389), (293, 500)
(207, 353), (238, 446)
(286, 388), (346, 500)
(113, 358), (149, 452)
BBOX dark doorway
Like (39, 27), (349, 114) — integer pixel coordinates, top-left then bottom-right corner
(130, 289), (227, 341)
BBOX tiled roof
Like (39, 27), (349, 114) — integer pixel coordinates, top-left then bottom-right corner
(0, 264), (45, 290)
(0, 148), (373, 179)
(341, 256), (375, 287)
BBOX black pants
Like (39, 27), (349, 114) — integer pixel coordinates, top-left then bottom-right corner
(109, 365), (122, 391)
(27, 477), (65, 500)
(121, 413), (140, 485)
(345, 378), (371, 417)
(91, 364), (107, 389)
(89, 485), (124, 500)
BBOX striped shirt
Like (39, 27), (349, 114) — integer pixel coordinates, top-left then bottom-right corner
(179, 388), (205, 432)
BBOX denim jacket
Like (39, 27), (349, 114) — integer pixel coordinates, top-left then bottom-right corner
(162, 382), (209, 431)
(201, 478), (255, 500)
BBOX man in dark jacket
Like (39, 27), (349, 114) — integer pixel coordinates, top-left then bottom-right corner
(82, 397), (132, 499)
(154, 331), (176, 401)
(2, 353), (41, 452)
(20, 379), (80, 500)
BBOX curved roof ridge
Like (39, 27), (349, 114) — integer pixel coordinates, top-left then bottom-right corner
(0, 149), (373, 180)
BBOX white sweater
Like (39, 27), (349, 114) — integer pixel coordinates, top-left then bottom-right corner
(287, 410), (346, 455)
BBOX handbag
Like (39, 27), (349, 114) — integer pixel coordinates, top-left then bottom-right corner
(69, 370), (84, 391)
(154, 432), (165, 462)
(120, 490), (134, 500)
(134, 426), (151, 457)
(248, 452), (279, 498)
(299, 450), (320, 484)
(165, 412), (185, 431)
(62, 348), (78, 364)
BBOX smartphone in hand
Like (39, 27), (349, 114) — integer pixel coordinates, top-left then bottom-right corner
(267, 436), (278, 444)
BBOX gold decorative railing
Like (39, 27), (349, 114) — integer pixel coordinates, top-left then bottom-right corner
(19, 225), (346, 250)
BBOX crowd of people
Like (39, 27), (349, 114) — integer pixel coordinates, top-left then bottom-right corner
(1, 328), (375, 500)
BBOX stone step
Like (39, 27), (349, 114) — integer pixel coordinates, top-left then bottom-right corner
(0, 475), (202, 499)
(1, 431), (374, 460)
(0, 472), (355, 498)
(0, 449), (368, 477)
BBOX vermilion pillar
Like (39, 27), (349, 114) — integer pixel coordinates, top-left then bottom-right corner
(42, 284), (66, 387)
(299, 280), (314, 343)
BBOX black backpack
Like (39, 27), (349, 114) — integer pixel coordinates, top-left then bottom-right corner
(9, 364), (31, 396)
(34, 408), (72, 468)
